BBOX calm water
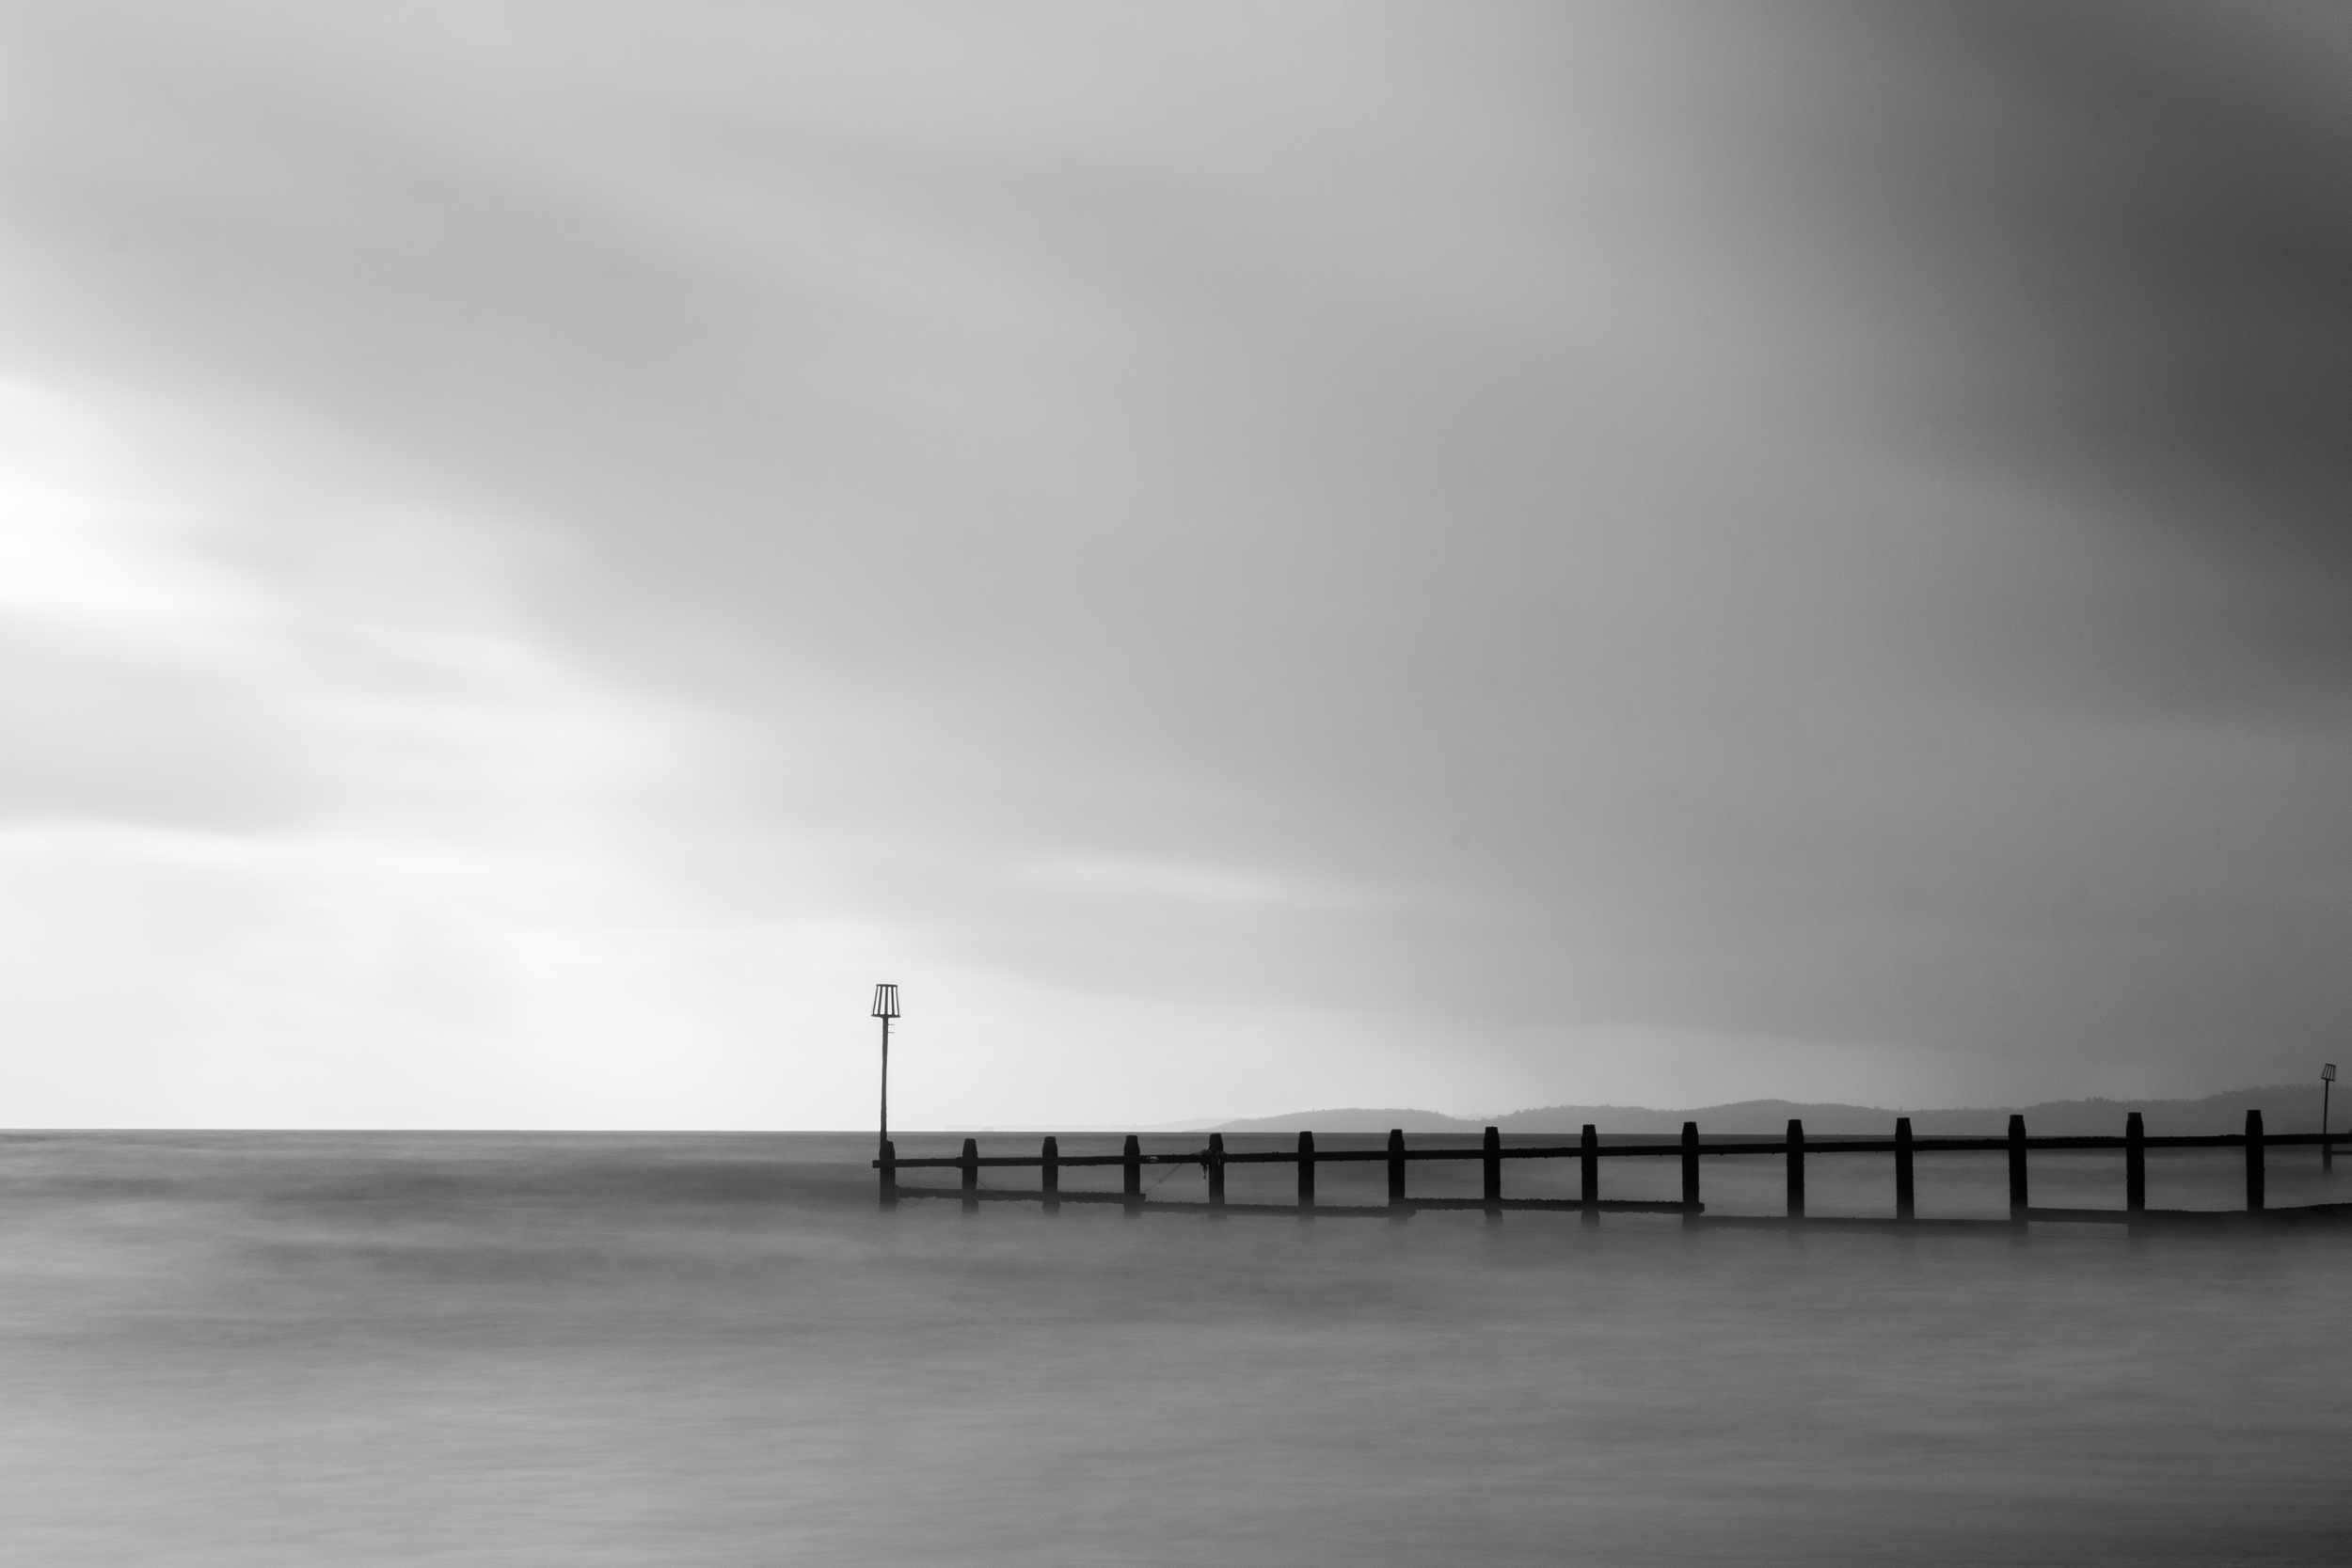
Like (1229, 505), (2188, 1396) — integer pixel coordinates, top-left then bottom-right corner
(4, 1131), (2349, 1566)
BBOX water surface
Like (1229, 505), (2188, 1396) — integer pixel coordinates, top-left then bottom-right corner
(4, 1132), (2346, 1565)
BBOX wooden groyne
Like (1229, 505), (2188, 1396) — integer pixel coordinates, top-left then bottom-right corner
(874, 1110), (2351, 1229)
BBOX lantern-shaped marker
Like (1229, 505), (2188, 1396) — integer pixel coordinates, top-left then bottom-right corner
(873, 984), (900, 1161)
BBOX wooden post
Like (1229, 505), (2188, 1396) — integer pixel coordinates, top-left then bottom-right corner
(2125, 1112), (2145, 1212)
(2007, 1115), (2027, 1222)
(1580, 1124), (1599, 1224)
(1387, 1128), (1407, 1218)
(1296, 1130), (1315, 1213)
(1786, 1119), (1805, 1219)
(961, 1137), (979, 1213)
(1122, 1133), (1142, 1215)
(1679, 1121), (1699, 1225)
(880, 1137), (898, 1210)
(1207, 1132), (1227, 1214)
(1894, 1117), (1915, 1221)
(1483, 1125), (1502, 1212)
(1041, 1135), (1059, 1214)
(2245, 1108), (2265, 1211)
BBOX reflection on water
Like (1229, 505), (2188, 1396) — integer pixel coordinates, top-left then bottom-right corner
(3, 1132), (2348, 1566)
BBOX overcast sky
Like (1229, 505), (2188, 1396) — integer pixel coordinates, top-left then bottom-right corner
(3, 2), (2349, 1129)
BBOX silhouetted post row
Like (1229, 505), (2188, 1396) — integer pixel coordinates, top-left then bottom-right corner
(874, 1101), (2321, 1226)
(1893, 1117), (1915, 1220)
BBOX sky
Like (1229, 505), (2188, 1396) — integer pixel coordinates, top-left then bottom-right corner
(2, 2), (2350, 1129)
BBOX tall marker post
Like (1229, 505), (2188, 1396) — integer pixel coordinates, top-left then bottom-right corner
(873, 983), (900, 1203)
(2324, 1063), (2337, 1172)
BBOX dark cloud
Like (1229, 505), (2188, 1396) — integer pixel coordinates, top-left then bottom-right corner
(1808, 3), (2352, 705)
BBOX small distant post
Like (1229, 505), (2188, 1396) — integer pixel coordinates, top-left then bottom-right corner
(1580, 1125), (1599, 1224)
(1894, 1117), (1915, 1221)
(1206, 1132), (1227, 1215)
(2007, 1115), (2027, 1224)
(960, 1136), (979, 1213)
(1679, 1121), (1700, 1226)
(2245, 1108), (2265, 1211)
(2125, 1112), (2146, 1212)
(879, 1137), (898, 1210)
(2323, 1065), (2337, 1172)
(1296, 1131), (1316, 1213)
(1122, 1134), (1142, 1215)
(1483, 1125), (1502, 1216)
(1387, 1128), (1407, 1219)
(1041, 1135), (1060, 1214)
(1786, 1119), (1805, 1219)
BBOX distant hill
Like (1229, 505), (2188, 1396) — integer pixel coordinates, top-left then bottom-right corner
(1214, 1107), (1486, 1134)
(1218, 1085), (2335, 1137)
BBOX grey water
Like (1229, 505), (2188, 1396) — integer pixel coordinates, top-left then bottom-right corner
(4, 1132), (2348, 1566)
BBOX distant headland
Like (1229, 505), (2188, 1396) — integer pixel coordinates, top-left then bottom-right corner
(1209, 1085), (2331, 1137)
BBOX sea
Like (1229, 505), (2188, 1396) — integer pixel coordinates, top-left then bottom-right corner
(3, 1129), (2348, 1566)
